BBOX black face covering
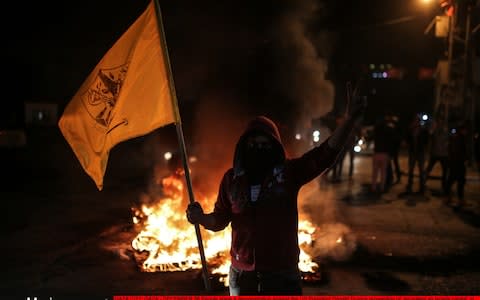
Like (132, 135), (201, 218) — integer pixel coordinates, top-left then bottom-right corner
(244, 147), (276, 184)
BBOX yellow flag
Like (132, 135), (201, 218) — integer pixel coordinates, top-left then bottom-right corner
(59, 1), (175, 190)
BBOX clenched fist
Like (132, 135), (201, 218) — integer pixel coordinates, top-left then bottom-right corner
(186, 202), (205, 225)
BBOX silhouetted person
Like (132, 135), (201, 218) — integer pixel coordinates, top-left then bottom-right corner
(386, 112), (402, 185)
(445, 123), (468, 208)
(405, 113), (430, 194)
(185, 97), (366, 295)
(425, 119), (449, 194)
(371, 115), (392, 193)
(347, 123), (362, 179)
(330, 115), (347, 182)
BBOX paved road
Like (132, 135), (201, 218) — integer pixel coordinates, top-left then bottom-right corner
(2, 132), (480, 297)
(301, 152), (480, 295)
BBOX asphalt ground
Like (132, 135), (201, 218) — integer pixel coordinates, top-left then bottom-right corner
(1, 128), (479, 297)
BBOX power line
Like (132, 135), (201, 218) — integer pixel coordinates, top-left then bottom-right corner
(340, 15), (420, 32)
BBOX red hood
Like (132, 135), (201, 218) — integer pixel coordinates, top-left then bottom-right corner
(233, 115), (286, 175)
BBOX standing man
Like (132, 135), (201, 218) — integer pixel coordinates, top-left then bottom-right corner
(371, 114), (392, 193)
(347, 122), (362, 180)
(405, 113), (430, 194)
(186, 97), (367, 295)
(445, 122), (468, 208)
(387, 112), (402, 184)
(330, 115), (348, 182)
(425, 119), (449, 194)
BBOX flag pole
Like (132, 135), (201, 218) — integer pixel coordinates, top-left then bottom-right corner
(152, 0), (211, 292)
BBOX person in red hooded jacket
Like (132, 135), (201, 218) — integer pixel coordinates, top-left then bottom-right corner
(186, 97), (366, 295)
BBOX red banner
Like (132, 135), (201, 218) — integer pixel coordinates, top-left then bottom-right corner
(113, 297), (480, 300)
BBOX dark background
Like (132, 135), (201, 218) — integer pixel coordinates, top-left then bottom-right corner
(4, 0), (461, 128)
(2, 0), (479, 192)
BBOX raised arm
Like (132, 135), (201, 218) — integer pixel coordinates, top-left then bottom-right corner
(290, 96), (367, 185)
(328, 96), (367, 150)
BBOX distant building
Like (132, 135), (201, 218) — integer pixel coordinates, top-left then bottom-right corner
(24, 102), (58, 126)
(0, 129), (26, 148)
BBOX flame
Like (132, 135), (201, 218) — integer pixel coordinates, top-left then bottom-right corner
(131, 171), (318, 286)
(298, 219), (319, 273)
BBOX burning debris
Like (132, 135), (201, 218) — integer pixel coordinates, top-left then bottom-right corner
(131, 171), (230, 278)
(129, 169), (325, 287)
(308, 222), (358, 262)
(99, 159), (359, 291)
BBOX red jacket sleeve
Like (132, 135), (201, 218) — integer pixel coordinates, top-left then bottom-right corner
(289, 138), (342, 186)
(204, 169), (233, 232)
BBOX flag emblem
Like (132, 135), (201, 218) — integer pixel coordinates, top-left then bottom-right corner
(82, 64), (129, 127)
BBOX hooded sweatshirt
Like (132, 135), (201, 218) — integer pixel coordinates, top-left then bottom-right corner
(204, 116), (341, 271)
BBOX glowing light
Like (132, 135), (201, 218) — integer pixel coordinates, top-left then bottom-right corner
(164, 152), (172, 161)
(451, 128), (457, 134)
(295, 133), (302, 140)
(354, 145), (362, 153)
(313, 130), (320, 138)
(189, 156), (197, 163)
(382, 72), (388, 78)
(358, 139), (364, 145)
(422, 114), (428, 121)
(313, 136), (320, 143)
(131, 170), (320, 287)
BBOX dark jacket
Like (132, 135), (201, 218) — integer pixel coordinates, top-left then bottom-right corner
(204, 116), (341, 271)
(373, 119), (392, 154)
(406, 124), (430, 157)
(448, 131), (467, 164)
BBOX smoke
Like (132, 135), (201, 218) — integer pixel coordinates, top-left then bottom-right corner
(299, 180), (338, 223)
(161, 0), (336, 187)
(299, 179), (357, 262)
(310, 222), (357, 262)
(264, 0), (335, 129)
(141, 0), (342, 216)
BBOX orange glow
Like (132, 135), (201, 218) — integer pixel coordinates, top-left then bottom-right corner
(131, 169), (319, 286)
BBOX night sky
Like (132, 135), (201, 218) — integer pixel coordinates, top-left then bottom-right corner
(4, 0), (458, 128)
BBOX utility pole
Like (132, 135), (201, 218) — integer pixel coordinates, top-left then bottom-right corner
(455, 0), (477, 166)
(434, 0), (479, 166)
(462, 2), (475, 165)
(446, 1), (458, 123)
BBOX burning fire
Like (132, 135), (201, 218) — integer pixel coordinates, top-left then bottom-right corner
(131, 171), (319, 286)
